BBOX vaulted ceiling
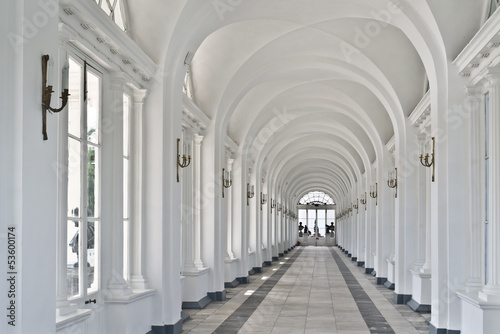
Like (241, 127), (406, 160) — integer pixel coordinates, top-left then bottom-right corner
(127, 0), (486, 204)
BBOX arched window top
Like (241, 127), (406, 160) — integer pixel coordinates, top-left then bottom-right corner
(298, 191), (335, 205)
(94, 0), (126, 31)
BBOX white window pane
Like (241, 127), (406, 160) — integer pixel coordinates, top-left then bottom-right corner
(68, 138), (81, 217)
(87, 221), (99, 293)
(67, 220), (80, 298)
(86, 71), (100, 144)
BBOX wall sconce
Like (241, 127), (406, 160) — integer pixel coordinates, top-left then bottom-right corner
(260, 192), (267, 210)
(247, 183), (255, 205)
(277, 203), (282, 212)
(353, 199), (359, 213)
(387, 167), (398, 198)
(360, 192), (367, 210)
(370, 183), (378, 205)
(41, 55), (69, 140)
(271, 199), (276, 211)
(222, 168), (232, 198)
(420, 137), (435, 182)
(177, 138), (191, 182)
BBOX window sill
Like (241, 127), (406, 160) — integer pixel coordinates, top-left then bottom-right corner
(104, 288), (155, 304)
(56, 308), (92, 332)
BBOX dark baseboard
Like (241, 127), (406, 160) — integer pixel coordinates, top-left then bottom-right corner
(237, 276), (249, 284)
(263, 261), (272, 267)
(364, 268), (374, 274)
(208, 290), (226, 302)
(394, 293), (412, 305)
(429, 323), (460, 334)
(279, 253), (284, 257)
(351, 257), (357, 261)
(150, 316), (183, 334)
(383, 280), (395, 290)
(357, 261), (365, 267)
(272, 256), (279, 261)
(248, 268), (256, 275)
(407, 298), (431, 313)
(375, 277), (387, 285)
(224, 278), (240, 288)
(253, 267), (262, 273)
(182, 295), (212, 309)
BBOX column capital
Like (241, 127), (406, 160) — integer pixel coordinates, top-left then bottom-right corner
(485, 65), (500, 85)
(193, 133), (204, 145)
(133, 88), (148, 103)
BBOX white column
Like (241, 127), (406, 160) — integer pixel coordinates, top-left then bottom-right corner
(181, 131), (195, 272)
(130, 89), (149, 289)
(193, 134), (206, 270)
(464, 87), (482, 290)
(417, 132), (431, 272)
(480, 69), (500, 300)
(105, 72), (132, 296)
(225, 158), (235, 259)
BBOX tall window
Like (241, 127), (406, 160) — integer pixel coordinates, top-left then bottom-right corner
(67, 57), (101, 299)
(123, 94), (130, 281)
(298, 208), (335, 236)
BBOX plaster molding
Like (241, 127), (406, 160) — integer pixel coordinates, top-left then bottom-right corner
(59, 0), (156, 88)
(454, 8), (500, 82)
(409, 91), (431, 128)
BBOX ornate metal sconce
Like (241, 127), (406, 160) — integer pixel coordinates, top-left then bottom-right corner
(222, 168), (232, 198)
(277, 203), (282, 212)
(370, 183), (378, 206)
(177, 138), (191, 182)
(419, 137), (435, 182)
(41, 55), (70, 140)
(247, 183), (255, 205)
(360, 192), (367, 210)
(353, 199), (359, 213)
(387, 167), (398, 198)
(271, 199), (276, 211)
(260, 192), (267, 210)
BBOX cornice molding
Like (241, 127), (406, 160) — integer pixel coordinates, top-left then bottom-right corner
(59, 0), (156, 88)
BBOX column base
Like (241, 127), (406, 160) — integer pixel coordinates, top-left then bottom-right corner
(284, 250), (288, 254)
(383, 280), (395, 290)
(394, 293), (412, 304)
(351, 257), (357, 262)
(253, 267), (263, 273)
(207, 290), (226, 302)
(248, 268), (256, 275)
(182, 295), (212, 309)
(357, 261), (365, 267)
(348, 253), (352, 258)
(224, 278), (240, 288)
(263, 261), (272, 266)
(365, 268), (374, 274)
(407, 298), (431, 313)
(150, 319), (183, 334)
(429, 323), (460, 334)
(272, 256), (279, 261)
(375, 277), (387, 285)
(237, 276), (250, 284)
(279, 253), (284, 257)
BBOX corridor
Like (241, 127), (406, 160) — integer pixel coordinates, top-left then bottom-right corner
(181, 247), (429, 333)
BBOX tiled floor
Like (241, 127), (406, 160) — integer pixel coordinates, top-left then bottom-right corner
(181, 246), (429, 334)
